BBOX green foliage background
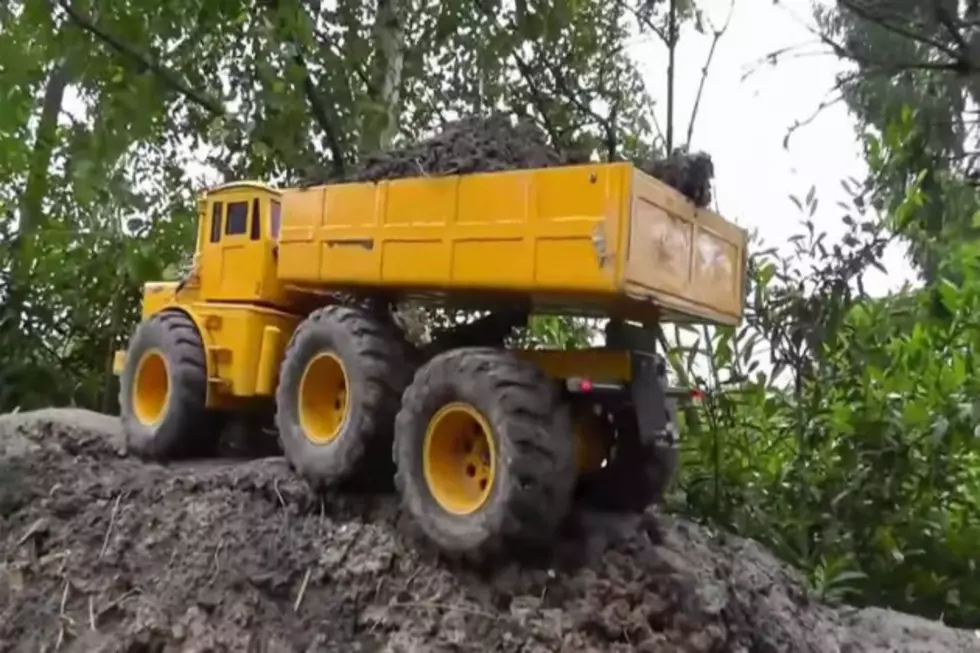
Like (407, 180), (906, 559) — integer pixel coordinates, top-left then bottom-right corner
(2, 0), (980, 629)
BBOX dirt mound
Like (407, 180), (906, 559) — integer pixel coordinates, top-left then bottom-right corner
(340, 114), (715, 209)
(1, 410), (976, 652)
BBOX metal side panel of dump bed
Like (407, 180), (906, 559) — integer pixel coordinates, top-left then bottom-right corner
(275, 162), (631, 299)
(275, 162), (747, 325)
(621, 168), (748, 325)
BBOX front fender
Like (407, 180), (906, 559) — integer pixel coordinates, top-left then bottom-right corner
(113, 300), (218, 406)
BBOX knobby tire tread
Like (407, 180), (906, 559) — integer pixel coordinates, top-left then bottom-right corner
(394, 347), (577, 564)
(276, 304), (415, 488)
(119, 309), (217, 461)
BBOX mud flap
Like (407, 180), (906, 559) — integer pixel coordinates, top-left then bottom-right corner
(629, 351), (676, 450)
(629, 351), (680, 493)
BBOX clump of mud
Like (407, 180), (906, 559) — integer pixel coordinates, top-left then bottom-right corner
(1, 410), (976, 652)
(639, 147), (715, 209)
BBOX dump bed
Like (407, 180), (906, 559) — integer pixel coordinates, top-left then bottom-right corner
(276, 162), (748, 325)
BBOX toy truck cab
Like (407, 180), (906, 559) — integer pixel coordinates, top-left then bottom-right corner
(113, 181), (303, 420)
(185, 181), (288, 306)
(118, 181), (290, 326)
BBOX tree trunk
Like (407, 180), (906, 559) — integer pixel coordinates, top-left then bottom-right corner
(360, 0), (406, 152)
(5, 59), (70, 323)
(0, 58), (70, 411)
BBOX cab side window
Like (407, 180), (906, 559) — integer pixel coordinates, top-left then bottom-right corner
(209, 202), (223, 243)
(250, 198), (261, 241)
(270, 200), (281, 238)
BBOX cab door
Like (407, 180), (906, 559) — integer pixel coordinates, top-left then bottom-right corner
(218, 196), (253, 299)
(200, 191), (265, 302)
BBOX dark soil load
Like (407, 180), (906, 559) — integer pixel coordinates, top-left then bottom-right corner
(1, 410), (977, 652)
(339, 114), (715, 209)
(347, 115), (585, 182)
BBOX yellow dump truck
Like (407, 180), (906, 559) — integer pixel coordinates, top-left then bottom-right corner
(113, 161), (748, 560)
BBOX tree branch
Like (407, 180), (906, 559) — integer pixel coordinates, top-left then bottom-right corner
(274, 0), (347, 176)
(60, 0), (329, 178)
(666, 0), (677, 151)
(511, 52), (563, 147)
(833, 0), (975, 74)
(685, 0), (735, 149)
(839, 0), (962, 61)
(615, 0), (670, 46)
(292, 49), (347, 176)
(54, 0), (225, 116)
(545, 60), (618, 157)
(760, 11), (973, 84)
(469, 0), (564, 149)
(934, 2), (972, 60)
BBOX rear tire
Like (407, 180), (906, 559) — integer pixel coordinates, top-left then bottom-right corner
(578, 404), (679, 513)
(393, 347), (577, 562)
(275, 305), (414, 488)
(119, 310), (221, 460)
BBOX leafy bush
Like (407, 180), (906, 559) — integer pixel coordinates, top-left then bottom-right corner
(670, 123), (980, 626)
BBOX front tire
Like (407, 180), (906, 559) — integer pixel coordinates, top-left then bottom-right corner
(393, 347), (577, 562)
(118, 310), (221, 460)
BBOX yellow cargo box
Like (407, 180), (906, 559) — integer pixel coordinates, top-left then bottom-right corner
(276, 161), (748, 325)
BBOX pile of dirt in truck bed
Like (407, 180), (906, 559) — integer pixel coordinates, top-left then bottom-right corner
(341, 114), (715, 209)
(1, 410), (977, 652)
(347, 115), (586, 182)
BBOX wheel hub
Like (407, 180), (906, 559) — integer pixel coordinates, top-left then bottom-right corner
(298, 352), (349, 444)
(132, 349), (170, 426)
(423, 402), (496, 515)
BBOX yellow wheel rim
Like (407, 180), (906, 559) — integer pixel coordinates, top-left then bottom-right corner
(298, 352), (349, 444)
(132, 349), (170, 426)
(423, 402), (496, 516)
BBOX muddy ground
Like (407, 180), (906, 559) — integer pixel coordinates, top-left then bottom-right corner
(0, 409), (977, 652)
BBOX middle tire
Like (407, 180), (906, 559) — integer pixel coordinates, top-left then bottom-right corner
(393, 347), (578, 562)
(276, 305), (414, 488)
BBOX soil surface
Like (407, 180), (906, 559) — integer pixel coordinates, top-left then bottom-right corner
(1, 409), (978, 653)
(348, 115), (586, 183)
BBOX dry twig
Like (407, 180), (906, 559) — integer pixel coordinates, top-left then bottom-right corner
(99, 492), (125, 559)
(273, 477), (286, 509)
(55, 577), (71, 649)
(293, 568), (313, 612)
(207, 537), (225, 585)
(686, 0), (737, 148)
